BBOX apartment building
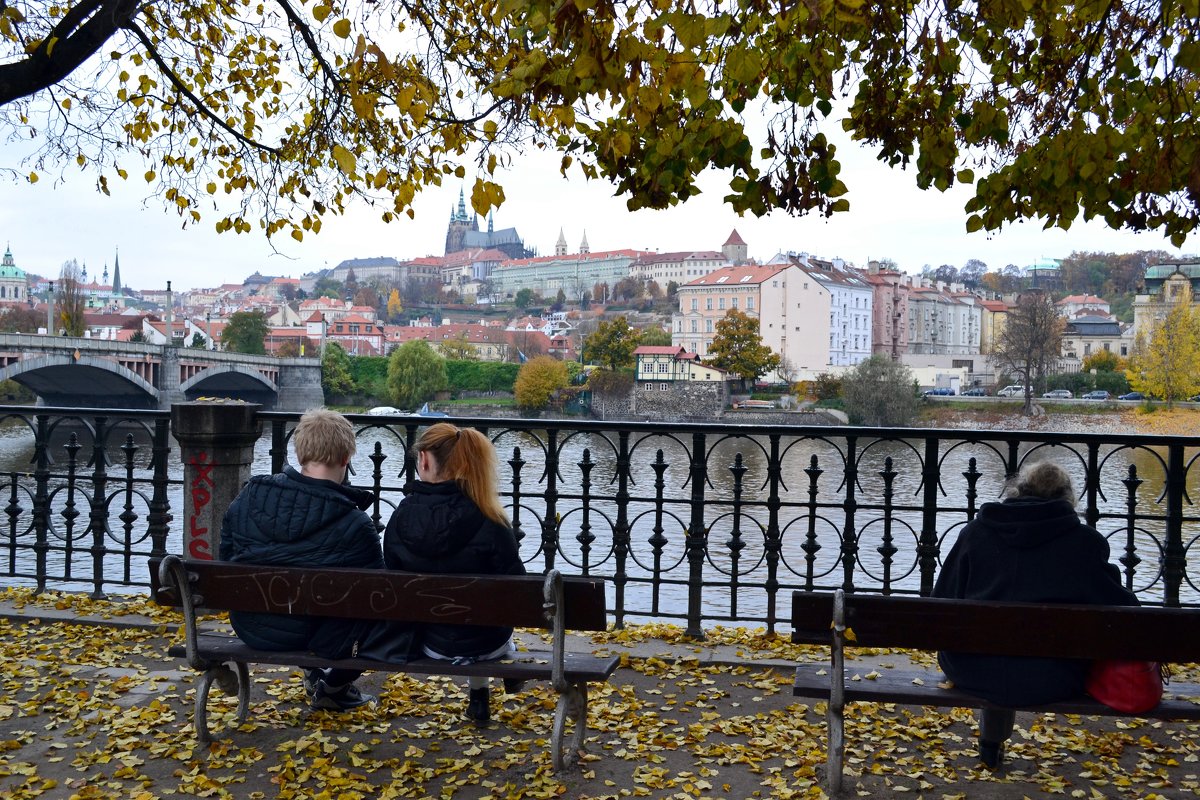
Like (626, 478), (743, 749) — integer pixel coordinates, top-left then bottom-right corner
(671, 263), (830, 377)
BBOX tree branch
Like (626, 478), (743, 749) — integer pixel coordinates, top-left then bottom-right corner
(127, 21), (281, 157)
(0, 0), (140, 106)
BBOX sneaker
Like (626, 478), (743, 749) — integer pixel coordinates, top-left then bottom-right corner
(502, 678), (526, 695)
(311, 679), (374, 711)
(466, 687), (490, 723)
(978, 740), (1004, 769)
(302, 668), (329, 698)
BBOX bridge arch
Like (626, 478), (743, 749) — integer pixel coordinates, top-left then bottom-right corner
(0, 355), (159, 409)
(179, 364), (280, 407)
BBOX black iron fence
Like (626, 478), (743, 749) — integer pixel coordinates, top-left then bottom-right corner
(2, 405), (1198, 634)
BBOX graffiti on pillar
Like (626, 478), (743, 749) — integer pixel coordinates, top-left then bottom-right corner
(189, 451), (215, 559)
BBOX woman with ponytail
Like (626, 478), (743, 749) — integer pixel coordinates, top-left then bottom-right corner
(383, 422), (525, 723)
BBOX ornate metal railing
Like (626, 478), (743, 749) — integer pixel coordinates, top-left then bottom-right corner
(1, 405), (1198, 635)
(0, 408), (174, 596)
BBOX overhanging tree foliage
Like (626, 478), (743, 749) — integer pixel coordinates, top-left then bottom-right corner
(2, 3), (1198, 243)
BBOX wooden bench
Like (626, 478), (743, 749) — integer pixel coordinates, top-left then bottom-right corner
(152, 554), (619, 771)
(791, 589), (1200, 795)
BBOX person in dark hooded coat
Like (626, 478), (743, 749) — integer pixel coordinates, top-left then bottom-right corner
(933, 460), (1138, 768)
(220, 408), (383, 712)
(384, 422), (525, 723)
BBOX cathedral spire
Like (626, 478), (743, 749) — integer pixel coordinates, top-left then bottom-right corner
(112, 249), (122, 293)
(580, 230), (590, 255)
(457, 187), (468, 221)
(555, 228), (567, 257)
(488, 211), (494, 234)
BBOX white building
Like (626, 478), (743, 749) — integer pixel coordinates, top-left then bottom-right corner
(788, 256), (874, 367)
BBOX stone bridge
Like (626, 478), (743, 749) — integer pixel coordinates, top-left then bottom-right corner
(0, 333), (323, 411)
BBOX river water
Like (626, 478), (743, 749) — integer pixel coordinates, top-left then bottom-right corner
(1, 415), (1196, 622)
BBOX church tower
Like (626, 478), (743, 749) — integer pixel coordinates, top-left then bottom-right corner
(444, 187), (479, 255)
(112, 249), (122, 294)
(722, 229), (748, 264)
(580, 230), (590, 255)
(555, 229), (568, 257)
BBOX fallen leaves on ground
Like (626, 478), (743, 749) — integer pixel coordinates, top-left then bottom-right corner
(0, 592), (1198, 798)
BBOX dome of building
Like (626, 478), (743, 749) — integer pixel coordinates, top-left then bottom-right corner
(0, 246), (26, 279)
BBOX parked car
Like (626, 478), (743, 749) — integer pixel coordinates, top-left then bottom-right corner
(924, 387), (955, 396)
(1082, 390), (1111, 400)
(961, 387), (988, 396)
(1118, 392), (1145, 401)
(1042, 389), (1073, 399)
(996, 385), (1026, 397)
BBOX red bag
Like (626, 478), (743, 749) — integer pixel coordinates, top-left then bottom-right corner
(1085, 660), (1168, 714)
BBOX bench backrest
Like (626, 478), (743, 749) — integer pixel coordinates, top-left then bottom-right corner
(792, 591), (1200, 663)
(153, 557), (609, 632)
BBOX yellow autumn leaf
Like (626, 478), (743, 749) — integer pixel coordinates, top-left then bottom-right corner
(332, 19), (351, 38)
(331, 144), (356, 173)
(28, 171), (38, 183)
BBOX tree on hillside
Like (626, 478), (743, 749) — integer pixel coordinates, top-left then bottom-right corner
(321, 341), (355, 398)
(584, 316), (641, 370)
(514, 356), (569, 411)
(439, 334), (477, 361)
(841, 356), (922, 427)
(514, 288), (535, 310)
(1059, 250), (1173, 297)
(5, 4), (1198, 244)
(960, 259), (988, 288)
(386, 289), (404, 321)
(638, 327), (673, 347)
(0, 305), (44, 333)
(706, 310), (780, 388)
(56, 260), (87, 337)
(990, 291), (1064, 413)
(387, 340), (447, 410)
(221, 311), (270, 355)
(1126, 284), (1200, 406)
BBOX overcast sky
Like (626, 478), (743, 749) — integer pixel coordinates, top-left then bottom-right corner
(2, 135), (1193, 293)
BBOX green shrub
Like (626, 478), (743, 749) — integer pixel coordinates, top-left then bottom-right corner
(445, 360), (520, 392)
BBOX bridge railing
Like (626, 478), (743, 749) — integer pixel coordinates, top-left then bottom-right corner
(1, 405), (1198, 634)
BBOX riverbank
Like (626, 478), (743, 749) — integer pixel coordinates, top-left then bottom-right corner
(920, 404), (1200, 437)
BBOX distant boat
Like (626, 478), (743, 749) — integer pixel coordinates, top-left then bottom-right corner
(415, 402), (447, 418)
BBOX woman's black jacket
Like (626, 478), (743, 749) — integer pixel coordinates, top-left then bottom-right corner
(383, 480), (525, 658)
(932, 495), (1139, 706)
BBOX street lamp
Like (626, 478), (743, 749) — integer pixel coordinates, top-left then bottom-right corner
(206, 312), (213, 350)
(46, 281), (54, 336)
(165, 281), (174, 346)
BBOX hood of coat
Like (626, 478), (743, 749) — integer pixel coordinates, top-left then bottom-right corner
(242, 467), (374, 544)
(391, 480), (486, 558)
(973, 496), (1081, 548)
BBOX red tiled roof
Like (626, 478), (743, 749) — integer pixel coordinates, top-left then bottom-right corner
(724, 229), (746, 246)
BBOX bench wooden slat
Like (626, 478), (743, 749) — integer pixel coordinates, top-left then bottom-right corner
(168, 635), (621, 683)
(153, 559), (608, 632)
(792, 664), (1200, 720)
(791, 591), (1200, 663)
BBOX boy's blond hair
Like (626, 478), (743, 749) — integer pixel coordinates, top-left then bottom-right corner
(292, 408), (356, 467)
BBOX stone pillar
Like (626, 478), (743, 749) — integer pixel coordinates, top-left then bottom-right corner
(171, 401), (263, 560)
(275, 358), (326, 412)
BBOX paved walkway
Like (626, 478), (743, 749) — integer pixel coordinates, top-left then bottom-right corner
(1, 590), (1198, 799)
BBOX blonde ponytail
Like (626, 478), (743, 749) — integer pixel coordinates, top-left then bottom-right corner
(413, 423), (509, 527)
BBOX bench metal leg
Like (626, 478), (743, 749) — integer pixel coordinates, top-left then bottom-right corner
(194, 661), (250, 743)
(551, 681), (588, 772)
(828, 589), (846, 796)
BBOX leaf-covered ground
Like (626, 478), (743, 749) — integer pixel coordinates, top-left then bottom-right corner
(1, 589), (1198, 799)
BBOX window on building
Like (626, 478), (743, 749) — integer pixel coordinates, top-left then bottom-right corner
(658, 363), (668, 373)
(691, 320), (697, 333)
(706, 297), (713, 310)
(706, 319), (713, 332)
(731, 297), (738, 309)
(718, 297), (725, 310)
(747, 297), (754, 309)
(1103, 342), (1111, 351)
(661, 383), (669, 391)
(644, 382), (653, 391)
(691, 298), (698, 311)
(1121, 345), (1128, 356)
